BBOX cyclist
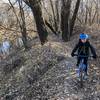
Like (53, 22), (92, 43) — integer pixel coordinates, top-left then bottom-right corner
(71, 33), (97, 78)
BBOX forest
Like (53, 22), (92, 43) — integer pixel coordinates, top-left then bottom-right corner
(0, 0), (100, 100)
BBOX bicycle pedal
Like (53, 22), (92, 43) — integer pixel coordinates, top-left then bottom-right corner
(83, 75), (88, 80)
(77, 77), (80, 81)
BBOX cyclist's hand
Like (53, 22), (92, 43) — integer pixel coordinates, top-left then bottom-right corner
(71, 53), (75, 57)
(93, 55), (97, 59)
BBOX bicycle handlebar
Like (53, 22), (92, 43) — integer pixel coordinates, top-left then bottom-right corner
(74, 54), (93, 58)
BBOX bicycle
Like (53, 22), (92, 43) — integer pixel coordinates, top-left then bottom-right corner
(74, 54), (93, 88)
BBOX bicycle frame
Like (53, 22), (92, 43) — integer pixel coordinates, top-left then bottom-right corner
(74, 54), (93, 88)
(79, 59), (86, 87)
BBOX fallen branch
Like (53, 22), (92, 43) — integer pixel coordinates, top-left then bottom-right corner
(45, 20), (58, 36)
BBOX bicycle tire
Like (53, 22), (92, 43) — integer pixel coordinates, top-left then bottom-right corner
(80, 67), (83, 88)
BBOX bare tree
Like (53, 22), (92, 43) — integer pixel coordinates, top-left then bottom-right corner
(77, 0), (100, 27)
(70, 0), (81, 35)
(49, 0), (58, 32)
(41, 0), (58, 36)
(23, 0), (48, 45)
(55, 0), (60, 32)
(61, 0), (71, 41)
(8, 0), (29, 49)
(17, 0), (28, 49)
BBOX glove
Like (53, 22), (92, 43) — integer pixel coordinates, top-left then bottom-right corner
(93, 55), (97, 59)
(71, 53), (75, 57)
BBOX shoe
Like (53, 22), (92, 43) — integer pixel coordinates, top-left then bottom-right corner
(85, 72), (89, 76)
(76, 63), (79, 67)
(75, 68), (80, 77)
(84, 75), (88, 80)
(77, 72), (80, 77)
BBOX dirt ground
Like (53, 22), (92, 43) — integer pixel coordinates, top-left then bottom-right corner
(0, 28), (100, 100)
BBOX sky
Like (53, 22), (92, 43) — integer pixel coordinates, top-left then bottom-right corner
(4, 0), (9, 2)
(0, 0), (15, 3)
(0, 0), (9, 3)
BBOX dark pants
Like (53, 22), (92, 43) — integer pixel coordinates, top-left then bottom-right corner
(77, 57), (88, 74)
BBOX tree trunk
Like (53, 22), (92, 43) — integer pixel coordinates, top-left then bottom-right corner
(8, 0), (29, 49)
(18, 0), (28, 49)
(55, 0), (60, 32)
(70, 0), (81, 36)
(24, 0), (48, 45)
(85, 5), (88, 24)
(61, 0), (71, 42)
(45, 20), (58, 36)
(49, 0), (58, 32)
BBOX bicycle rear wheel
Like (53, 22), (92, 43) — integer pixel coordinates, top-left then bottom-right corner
(80, 68), (83, 88)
